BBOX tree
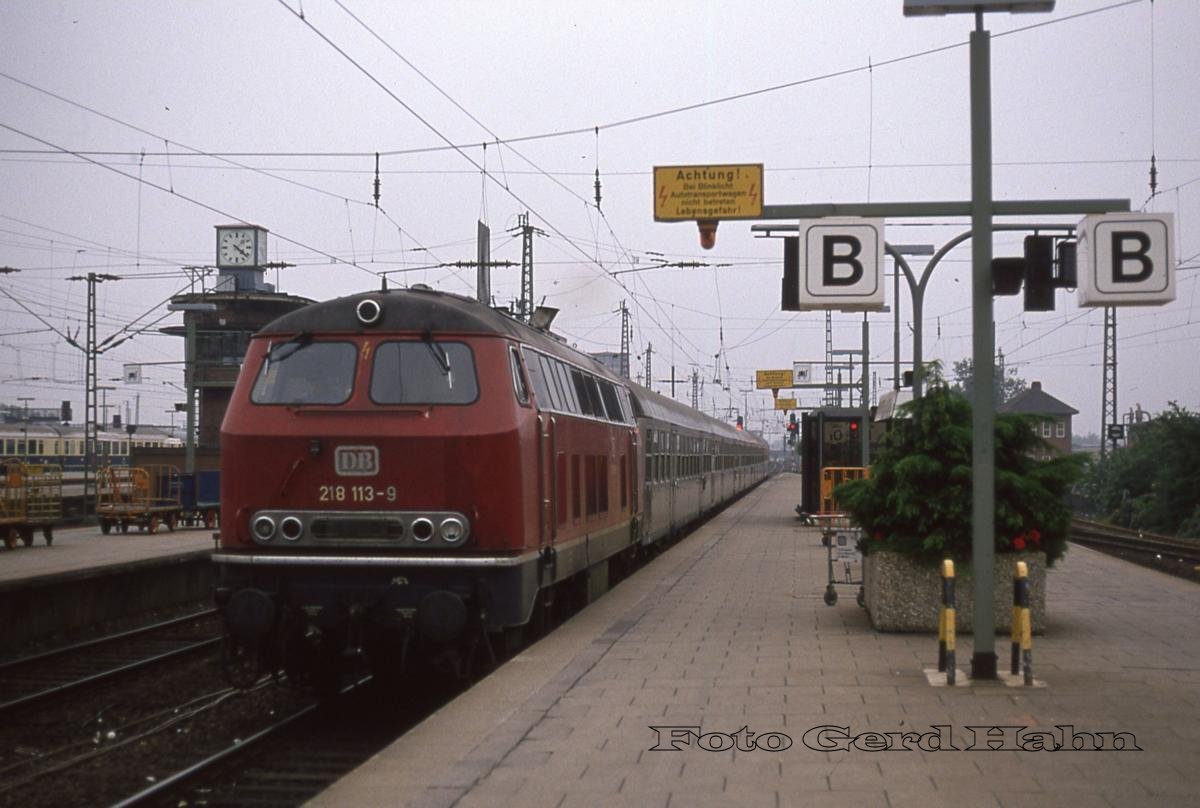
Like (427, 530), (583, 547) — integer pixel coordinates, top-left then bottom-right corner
(1078, 403), (1200, 537)
(836, 379), (1084, 565)
(950, 358), (1027, 405)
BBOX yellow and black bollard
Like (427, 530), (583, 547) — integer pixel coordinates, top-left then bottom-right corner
(1011, 561), (1033, 685)
(939, 560), (956, 685)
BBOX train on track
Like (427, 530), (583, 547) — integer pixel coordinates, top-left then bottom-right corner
(0, 422), (181, 473)
(214, 286), (768, 685)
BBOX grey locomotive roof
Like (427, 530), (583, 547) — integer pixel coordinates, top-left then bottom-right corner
(258, 286), (527, 340)
(257, 286), (621, 380)
(259, 287), (762, 447)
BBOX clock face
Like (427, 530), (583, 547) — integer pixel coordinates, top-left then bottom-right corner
(218, 229), (255, 266)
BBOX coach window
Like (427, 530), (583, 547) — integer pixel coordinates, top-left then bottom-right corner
(509, 348), (530, 406)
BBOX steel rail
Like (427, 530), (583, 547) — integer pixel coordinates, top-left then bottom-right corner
(0, 607), (216, 673)
(108, 676), (371, 808)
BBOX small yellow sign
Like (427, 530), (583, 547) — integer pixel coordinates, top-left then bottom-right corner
(775, 398), (798, 411)
(755, 369), (794, 390)
(654, 164), (764, 221)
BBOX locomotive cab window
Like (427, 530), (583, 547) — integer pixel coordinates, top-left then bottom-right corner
(509, 347), (530, 406)
(251, 340), (356, 405)
(370, 340), (479, 405)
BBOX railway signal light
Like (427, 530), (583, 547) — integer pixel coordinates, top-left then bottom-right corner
(1055, 240), (1077, 288)
(1023, 235), (1056, 311)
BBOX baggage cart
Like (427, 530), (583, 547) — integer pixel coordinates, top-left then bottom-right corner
(96, 464), (182, 535)
(819, 515), (865, 607)
(1, 459), (63, 549)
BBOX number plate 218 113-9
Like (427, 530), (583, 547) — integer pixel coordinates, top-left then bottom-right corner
(335, 445), (379, 476)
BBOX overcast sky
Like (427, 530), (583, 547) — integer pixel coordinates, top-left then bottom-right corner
(1, 0), (1197, 441)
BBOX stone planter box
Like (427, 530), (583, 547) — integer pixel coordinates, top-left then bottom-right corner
(862, 549), (1046, 633)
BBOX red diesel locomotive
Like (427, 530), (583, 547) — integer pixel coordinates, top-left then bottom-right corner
(214, 286), (767, 683)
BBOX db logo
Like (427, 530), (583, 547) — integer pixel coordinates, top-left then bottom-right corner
(335, 445), (379, 476)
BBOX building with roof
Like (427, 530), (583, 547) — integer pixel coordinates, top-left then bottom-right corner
(999, 380), (1078, 459)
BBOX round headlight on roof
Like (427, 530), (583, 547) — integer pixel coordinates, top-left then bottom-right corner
(356, 298), (382, 326)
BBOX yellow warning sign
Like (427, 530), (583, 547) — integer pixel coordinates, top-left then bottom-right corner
(654, 164), (764, 221)
(775, 398), (798, 411)
(755, 369), (794, 390)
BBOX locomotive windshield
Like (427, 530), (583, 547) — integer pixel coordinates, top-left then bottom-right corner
(369, 340), (478, 405)
(250, 340), (356, 405)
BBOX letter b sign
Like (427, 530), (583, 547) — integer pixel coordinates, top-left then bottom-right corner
(1076, 213), (1175, 307)
(796, 218), (885, 312)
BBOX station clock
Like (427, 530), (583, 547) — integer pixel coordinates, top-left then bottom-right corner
(215, 225), (268, 268)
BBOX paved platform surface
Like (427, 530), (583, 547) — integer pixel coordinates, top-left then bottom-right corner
(315, 474), (1200, 808)
(0, 524), (214, 586)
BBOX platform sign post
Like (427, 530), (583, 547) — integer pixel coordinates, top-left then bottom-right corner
(792, 218), (886, 312)
(1076, 213), (1176, 307)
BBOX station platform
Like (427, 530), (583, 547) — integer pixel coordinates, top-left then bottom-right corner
(0, 524), (215, 653)
(0, 524), (214, 586)
(315, 474), (1200, 808)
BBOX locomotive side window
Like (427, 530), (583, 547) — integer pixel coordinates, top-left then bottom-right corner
(509, 347), (530, 406)
(598, 380), (625, 423)
(521, 347), (552, 406)
(251, 341), (356, 405)
(570, 369), (595, 416)
(370, 341), (479, 405)
(553, 361), (579, 413)
(539, 354), (566, 410)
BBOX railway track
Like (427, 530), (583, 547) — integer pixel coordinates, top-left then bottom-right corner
(1071, 517), (1200, 581)
(0, 609), (221, 715)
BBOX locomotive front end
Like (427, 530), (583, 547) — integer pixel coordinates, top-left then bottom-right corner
(214, 289), (540, 685)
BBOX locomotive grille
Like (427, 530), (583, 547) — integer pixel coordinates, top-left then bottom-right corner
(310, 516), (405, 541)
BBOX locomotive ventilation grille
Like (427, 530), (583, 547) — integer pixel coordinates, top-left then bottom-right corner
(249, 510), (469, 548)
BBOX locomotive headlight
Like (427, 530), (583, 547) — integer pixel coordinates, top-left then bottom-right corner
(252, 516), (276, 541)
(279, 516), (304, 542)
(411, 517), (434, 543)
(439, 517), (465, 544)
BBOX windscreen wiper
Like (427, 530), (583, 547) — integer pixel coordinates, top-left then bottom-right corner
(422, 330), (453, 388)
(266, 331), (312, 364)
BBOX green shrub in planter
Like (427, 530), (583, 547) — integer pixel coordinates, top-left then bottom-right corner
(836, 382), (1085, 566)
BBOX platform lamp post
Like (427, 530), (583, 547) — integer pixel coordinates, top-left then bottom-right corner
(168, 301), (217, 474)
(904, 0), (1057, 680)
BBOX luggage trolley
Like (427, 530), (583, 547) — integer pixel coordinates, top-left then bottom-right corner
(822, 519), (864, 607)
(1, 459), (63, 549)
(96, 464), (183, 534)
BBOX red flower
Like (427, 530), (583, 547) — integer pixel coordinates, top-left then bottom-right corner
(1028, 528), (1041, 543)
(1012, 537), (1027, 551)
(872, 531), (884, 541)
